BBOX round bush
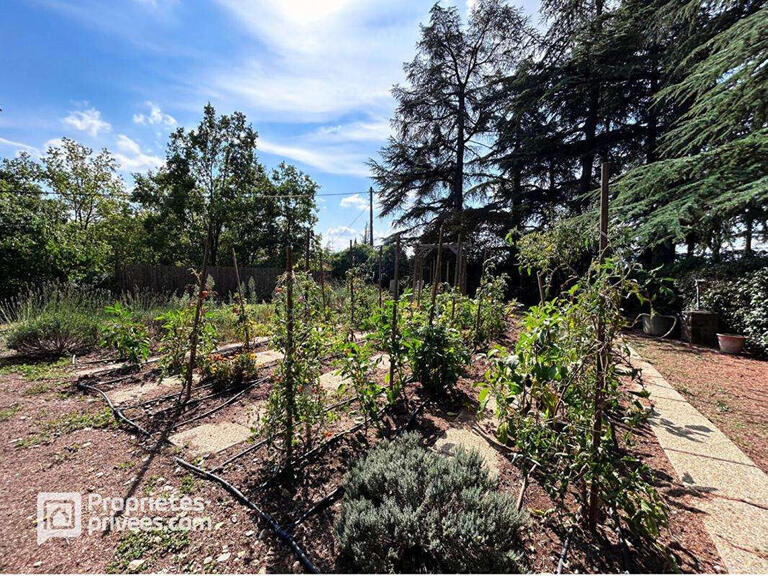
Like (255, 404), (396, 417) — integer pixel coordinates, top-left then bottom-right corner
(7, 311), (99, 357)
(408, 323), (469, 394)
(336, 432), (526, 573)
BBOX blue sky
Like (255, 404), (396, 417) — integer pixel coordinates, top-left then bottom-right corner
(0, 0), (538, 250)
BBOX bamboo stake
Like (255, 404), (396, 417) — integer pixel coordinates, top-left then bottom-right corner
(588, 161), (610, 529)
(284, 245), (295, 473)
(182, 237), (210, 404)
(231, 248), (250, 351)
(474, 248), (488, 346)
(378, 245), (383, 308)
(319, 244), (327, 317)
(428, 226), (444, 326)
(388, 234), (400, 391)
(451, 234), (462, 320)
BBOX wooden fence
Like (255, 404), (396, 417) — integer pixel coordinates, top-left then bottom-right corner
(116, 264), (283, 300)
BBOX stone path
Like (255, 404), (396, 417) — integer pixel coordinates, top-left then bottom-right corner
(629, 347), (768, 573)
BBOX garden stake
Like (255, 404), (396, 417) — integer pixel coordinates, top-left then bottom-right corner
(183, 236), (210, 405)
(378, 245), (383, 308)
(319, 244), (327, 317)
(451, 234), (462, 320)
(284, 244), (296, 473)
(231, 247), (250, 351)
(428, 225), (443, 326)
(474, 248), (488, 346)
(588, 161), (610, 529)
(389, 234), (400, 390)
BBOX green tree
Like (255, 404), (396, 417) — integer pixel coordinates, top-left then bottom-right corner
(0, 154), (66, 292)
(133, 103), (264, 266)
(371, 0), (528, 235)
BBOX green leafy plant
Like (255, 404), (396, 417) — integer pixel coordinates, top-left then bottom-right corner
(336, 339), (384, 427)
(156, 305), (217, 377)
(476, 258), (667, 543)
(336, 432), (526, 573)
(408, 322), (468, 395)
(202, 350), (260, 389)
(101, 302), (150, 366)
(473, 262), (510, 344)
(258, 269), (328, 464)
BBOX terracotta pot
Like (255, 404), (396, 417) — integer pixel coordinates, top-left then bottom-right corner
(717, 333), (745, 354)
(641, 313), (676, 337)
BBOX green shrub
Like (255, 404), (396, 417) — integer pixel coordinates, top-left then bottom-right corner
(336, 432), (525, 573)
(7, 311), (99, 357)
(2, 282), (106, 357)
(101, 302), (150, 365)
(407, 323), (468, 394)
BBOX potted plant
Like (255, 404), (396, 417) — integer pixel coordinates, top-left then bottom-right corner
(716, 333), (746, 354)
(638, 268), (677, 338)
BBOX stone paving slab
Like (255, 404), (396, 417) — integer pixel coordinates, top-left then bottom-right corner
(111, 374), (201, 405)
(169, 422), (251, 457)
(434, 422), (500, 478)
(629, 347), (768, 573)
(253, 349), (283, 366)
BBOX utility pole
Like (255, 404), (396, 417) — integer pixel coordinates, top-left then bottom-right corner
(369, 186), (374, 246)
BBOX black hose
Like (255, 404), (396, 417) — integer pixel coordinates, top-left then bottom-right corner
(175, 456), (319, 574)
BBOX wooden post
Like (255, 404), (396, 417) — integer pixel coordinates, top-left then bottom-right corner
(428, 226), (444, 326)
(182, 236), (210, 404)
(451, 235), (462, 320)
(284, 245), (295, 472)
(348, 239), (355, 339)
(231, 247), (250, 351)
(389, 234), (400, 392)
(588, 161), (610, 529)
(416, 245), (423, 307)
(369, 186), (374, 246)
(377, 245), (383, 308)
(474, 248), (488, 345)
(304, 230), (311, 322)
(319, 244), (327, 317)
(537, 271), (546, 305)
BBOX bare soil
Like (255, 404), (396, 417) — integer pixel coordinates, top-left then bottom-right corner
(0, 325), (727, 573)
(627, 331), (768, 472)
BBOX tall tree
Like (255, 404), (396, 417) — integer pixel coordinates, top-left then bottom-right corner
(43, 138), (124, 230)
(133, 103), (263, 266)
(612, 0), (767, 256)
(371, 0), (528, 235)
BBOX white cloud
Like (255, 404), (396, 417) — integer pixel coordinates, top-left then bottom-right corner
(133, 101), (177, 126)
(325, 225), (362, 250)
(62, 107), (112, 137)
(259, 139), (370, 177)
(114, 134), (163, 172)
(0, 137), (40, 156)
(340, 193), (368, 210)
(309, 120), (391, 143)
(208, 0), (426, 122)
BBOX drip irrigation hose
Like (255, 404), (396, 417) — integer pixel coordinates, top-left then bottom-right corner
(75, 381), (152, 437)
(290, 486), (345, 530)
(175, 457), (319, 574)
(79, 378), (317, 574)
(172, 376), (270, 429)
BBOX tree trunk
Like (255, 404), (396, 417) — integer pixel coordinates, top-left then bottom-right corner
(453, 87), (466, 214)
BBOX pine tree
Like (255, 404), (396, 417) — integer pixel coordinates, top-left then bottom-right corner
(371, 0), (528, 235)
